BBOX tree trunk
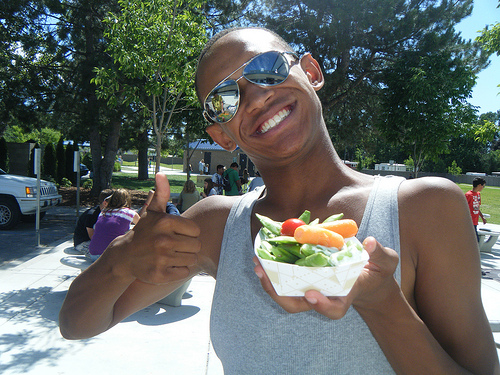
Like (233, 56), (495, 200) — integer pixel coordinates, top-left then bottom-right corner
(155, 130), (162, 174)
(137, 129), (149, 180)
(89, 128), (103, 196)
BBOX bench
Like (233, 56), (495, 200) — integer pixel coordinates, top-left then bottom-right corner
(477, 228), (500, 253)
(156, 279), (192, 307)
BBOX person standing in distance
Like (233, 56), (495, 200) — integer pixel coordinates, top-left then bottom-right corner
(465, 177), (487, 241)
(212, 164), (225, 195)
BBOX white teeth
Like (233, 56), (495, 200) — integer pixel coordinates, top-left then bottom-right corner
(259, 109), (291, 134)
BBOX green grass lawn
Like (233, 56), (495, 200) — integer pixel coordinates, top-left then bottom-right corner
(457, 183), (500, 224)
(111, 172), (198, 194)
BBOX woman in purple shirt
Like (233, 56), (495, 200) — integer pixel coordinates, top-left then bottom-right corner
(88, 189), (140, 261)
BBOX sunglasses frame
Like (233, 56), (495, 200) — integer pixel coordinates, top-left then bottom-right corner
(202, 50), (299, 124)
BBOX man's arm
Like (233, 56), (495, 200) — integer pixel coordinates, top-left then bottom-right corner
(375, 177), (498, 374)
(479, 210), (487, 224)
(59, 174), (203, 339)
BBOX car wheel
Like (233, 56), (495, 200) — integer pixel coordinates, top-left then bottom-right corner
(0, 197), (21, 230)
(21, 211), (46, 223)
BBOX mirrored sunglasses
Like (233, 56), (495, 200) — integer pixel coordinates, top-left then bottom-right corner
(203, 50), (299, 124)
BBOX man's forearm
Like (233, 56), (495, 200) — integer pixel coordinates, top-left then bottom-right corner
(356, 285), (479, 374)
(59, 256), (135, 339)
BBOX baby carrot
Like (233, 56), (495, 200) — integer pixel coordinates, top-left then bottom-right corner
(294, 225), (344, 249)
(317, 219), (358, 238)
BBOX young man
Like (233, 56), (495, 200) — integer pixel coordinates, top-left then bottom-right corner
(466, 177), (487, 241)
(211, 164), (225, 195)
(223, 162), (241, 196)
(59, 28), (499, 374)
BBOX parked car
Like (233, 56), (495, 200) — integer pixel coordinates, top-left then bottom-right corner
(0, 168), (62, 230)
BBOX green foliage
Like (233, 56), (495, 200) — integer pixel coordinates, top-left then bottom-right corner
(244, 0), (487, 156)
(0, 137), (9, 172)
(447, 160), (462, 176)
(113, 161), (121, 172)
(404, 157), (415, 173)
(60, 177), (73, 187)
(82, 179), (93, 190)
(3, 125), (62, 145)
(477, 21), (500, 56)
(376, 31), (480, 175)
(354, 148), (375, 170)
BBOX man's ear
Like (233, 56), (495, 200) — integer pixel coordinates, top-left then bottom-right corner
(206, 124), (238, 151)
(300, 53), (324, 91)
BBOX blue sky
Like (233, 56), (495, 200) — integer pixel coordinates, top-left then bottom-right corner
(455, 0), (499, 114)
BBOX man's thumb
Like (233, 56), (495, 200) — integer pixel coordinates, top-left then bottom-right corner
(148, 173), (171, 212)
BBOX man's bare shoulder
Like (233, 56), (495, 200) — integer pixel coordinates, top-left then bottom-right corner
(399, 176), (464, 208)
(397, 176), (473, 280)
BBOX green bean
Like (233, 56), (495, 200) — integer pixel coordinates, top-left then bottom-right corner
(309, 218), (320, 225)
(257, 248), (276, 261)
(300, 243), (333, 257)
(323, 213), (344, 223)
(266, 236), (298, 244)
(295, 252), (330, 267)
(281, 243), (304, 259)
(270, 246), (300, 263)
(256, 213), (282, 236)
(298, 210), (311, 224)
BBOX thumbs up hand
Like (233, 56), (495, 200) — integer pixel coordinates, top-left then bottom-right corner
(146, 172), (171, 213)
(106, 173), (201, 285)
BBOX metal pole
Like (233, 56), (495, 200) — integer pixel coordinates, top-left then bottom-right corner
(74, 150), (81, 224)
(34, 148), (41, 247)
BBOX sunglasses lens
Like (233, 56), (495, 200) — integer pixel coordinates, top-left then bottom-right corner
(205, 80), (239, 123)
(203, 51), (294, 124)
(244, 51), (290, 86)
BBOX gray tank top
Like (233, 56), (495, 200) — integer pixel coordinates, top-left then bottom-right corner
(210, 175), (404, 374)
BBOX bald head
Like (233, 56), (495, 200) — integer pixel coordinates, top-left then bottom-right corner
(195, 27), (294, 103)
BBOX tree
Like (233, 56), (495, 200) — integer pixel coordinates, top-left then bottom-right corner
(1, 0), (125, 196)
(376, 30), (481, 176)
(93, 0), (207, 175)
(477, 0), (500, 90)
(243, 0), (488, 157)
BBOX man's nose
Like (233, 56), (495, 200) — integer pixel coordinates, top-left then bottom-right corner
(240, 82), (275, 115)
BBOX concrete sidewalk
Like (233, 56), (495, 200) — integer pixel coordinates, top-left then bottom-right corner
(1, 218), (499, 374)
(0, 237), (223, 375)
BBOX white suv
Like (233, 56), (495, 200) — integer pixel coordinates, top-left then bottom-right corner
(0, 168), (62, 229)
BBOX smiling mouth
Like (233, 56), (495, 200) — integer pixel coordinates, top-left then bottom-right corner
(257, 107), (292, 135)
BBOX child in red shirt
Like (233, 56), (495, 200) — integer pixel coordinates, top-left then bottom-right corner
(465, 177), (487, 240)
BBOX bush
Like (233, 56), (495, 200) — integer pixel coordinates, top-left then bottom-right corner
(82, 178), (93, 189)
(60, 177), (73, 187)
(113, 161), (121, 172)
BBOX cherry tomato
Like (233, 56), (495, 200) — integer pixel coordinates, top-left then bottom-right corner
(281, 218), (306, 236)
